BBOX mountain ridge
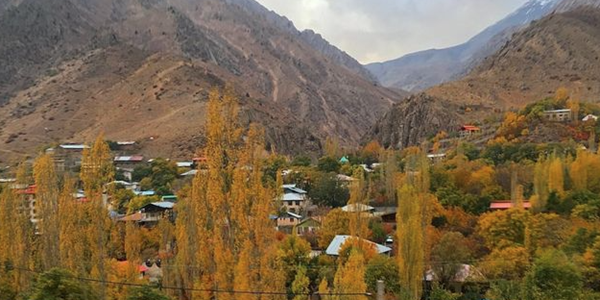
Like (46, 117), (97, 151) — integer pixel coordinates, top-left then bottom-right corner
(365, 0), (560, 92)
(0, 0), (400, 162)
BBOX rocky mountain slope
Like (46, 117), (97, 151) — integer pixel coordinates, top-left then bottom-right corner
(368, 6), (600, 149)
(365, 0), (560, 92)
(428, 6), (600, 108)
(0, 0), (401, 161)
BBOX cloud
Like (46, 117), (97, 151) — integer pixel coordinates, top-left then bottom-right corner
(255, 0), (529, 63)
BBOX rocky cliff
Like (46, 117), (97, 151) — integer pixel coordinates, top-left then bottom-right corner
(0, 0), (401, 161)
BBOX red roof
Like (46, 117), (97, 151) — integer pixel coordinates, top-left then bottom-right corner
(193, 157), (207, 162)
(461, 125), (481, 131)
(490, 201), (531, 210)
(16, 185), (36, 195)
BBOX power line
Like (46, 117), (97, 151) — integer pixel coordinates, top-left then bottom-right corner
(11, 266), (373, 297)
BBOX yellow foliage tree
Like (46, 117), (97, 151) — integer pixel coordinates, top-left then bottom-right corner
(33, 154), (61, 269)
(333, 250), (368, 300)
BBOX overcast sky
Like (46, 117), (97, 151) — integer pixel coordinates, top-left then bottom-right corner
(255, 0), (530, 64)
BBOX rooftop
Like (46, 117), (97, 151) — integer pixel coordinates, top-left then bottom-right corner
(490, 201), (532, 210)
(544, 108), (571, 113)
(325, 235), (391, 256)
(114, 155), (144, 162)
(60, 144), (89, 150)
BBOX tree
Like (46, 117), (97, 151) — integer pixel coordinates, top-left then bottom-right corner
(318, 209), (350, 248)
(479, 247), (529, 280)
(477, 209), (529, 249)
(396, 148), (432, 300)
(34, 154), (61, 269)
(30, 268), (98, 300)
(308, 173), (349, 208)
(522, 249), (582, 300)
(291, 266), (310, 300)
(81, 134), (114, 298)
(318, 278), (331, 300)
(365, 255), (400, 296)
(174, 86), (286, 299)
(277, 233), (311, 287)
(126, 287), (170, 300)
(332, 250), (368, 300)
(318, 157), (341, 173)
(430, 232), (472, 287)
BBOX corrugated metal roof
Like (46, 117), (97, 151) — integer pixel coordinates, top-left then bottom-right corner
(149, 202), (175, 209)
(325, 235), (391, 256)
(282, 193), (304, 201)
(176, 161), (194, 167)
(283, 184), (307, 194)
(490, 201), (531, 209)
(134, 190), (156, 196)
(544, 109), (571, 113)
(114, 155), (144, 162)
(180, 169), (198, 176)
(341, 203), (374, 212)
(60, 144), (89, 150)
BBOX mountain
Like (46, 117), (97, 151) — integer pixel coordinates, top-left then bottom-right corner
(365, 0), (560, 92)
(556, 0), (600, 11)
(368, 6), (600, 149)
(298, 29), (378, 82)
(0, 0), (401, 161)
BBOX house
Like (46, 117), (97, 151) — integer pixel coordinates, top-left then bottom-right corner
(120, 201), (175, 225)
(296, 217), (322, 236)
(325, 235), (391, 256)
(543, 109), (572, 122)
(280, 184), (310, 214)
(583, 114), (599, 122)
(276, 211), (303, 232)
(459, 125), (481, 138)
(373, 207), (397, 224)
(114, 155), (145, 169)
(427, 153), (446, 163)
(15, 184), (37, 225)
(490, 200), (531, 210)
(51, 144), (90, 171)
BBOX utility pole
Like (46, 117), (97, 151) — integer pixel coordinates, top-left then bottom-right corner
(377, 280), (385, 300)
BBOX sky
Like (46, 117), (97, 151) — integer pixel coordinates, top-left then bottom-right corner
(254, 0), (530, 64)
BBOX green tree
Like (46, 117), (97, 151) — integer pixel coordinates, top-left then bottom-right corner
(317, 157), (341, 173)
(365, 255), (400, 296)
(126, 287), (170, 300)
(430, 232), (472, 287)
(308, 173), (349, 208)
(522, 249), (582, 300)
(30, 268), (98, 300)
(291, 266), (310, 300)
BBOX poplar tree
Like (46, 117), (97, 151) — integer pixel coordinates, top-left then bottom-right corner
(291, 266), (310, 300)
(531, 156), (549, 212)
(33, 154), (61, 269)
(396, 148), (430, 300)
(174, 86), (285, 300)
(547, 154), (565, 197)
(81, 134), (114, 297)
(58, 176), (86, 274)
(332, 250), (368, 300)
